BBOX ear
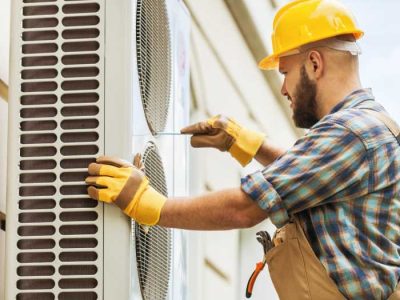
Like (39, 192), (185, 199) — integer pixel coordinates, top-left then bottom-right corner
(306, 50), (324, 80)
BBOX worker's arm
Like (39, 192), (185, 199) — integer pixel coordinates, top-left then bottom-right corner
(159, 188), (267, 230)
(85, 155), (267, 228)
(254, 140), (286, 166)
(241, 121), (369, 228)
(181, 115), (287, 167)
(181, 115), (265, 167)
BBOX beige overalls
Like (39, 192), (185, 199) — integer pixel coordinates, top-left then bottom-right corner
(266, 216), (400, 300)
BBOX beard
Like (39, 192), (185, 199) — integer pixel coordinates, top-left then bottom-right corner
(291, 65), (319, 129)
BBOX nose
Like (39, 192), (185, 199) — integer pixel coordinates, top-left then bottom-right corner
(281, 78), (288, 97)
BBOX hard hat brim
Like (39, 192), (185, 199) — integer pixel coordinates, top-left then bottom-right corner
(258, 30), (364, 71)
(258, 55), (279, 70)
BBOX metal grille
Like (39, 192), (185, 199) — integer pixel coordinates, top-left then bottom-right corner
(9, 1), (104, 299)
(135, 142), (171, 300)
(136, 0), (171, 134)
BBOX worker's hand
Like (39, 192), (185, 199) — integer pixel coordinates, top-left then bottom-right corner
(181, 115), (265, 166)
(85, 155), (167, 226)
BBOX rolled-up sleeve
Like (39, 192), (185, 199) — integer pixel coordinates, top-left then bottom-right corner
(241, 171), (289, 227)
(241, 121), (369, 228)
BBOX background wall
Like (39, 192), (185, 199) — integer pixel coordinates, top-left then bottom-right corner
(183, 1), (298, 299)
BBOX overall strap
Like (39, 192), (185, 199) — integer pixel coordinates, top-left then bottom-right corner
(360, 108), (400, 145)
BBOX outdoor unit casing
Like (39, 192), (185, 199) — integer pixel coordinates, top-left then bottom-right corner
(5, 0), (190, 299)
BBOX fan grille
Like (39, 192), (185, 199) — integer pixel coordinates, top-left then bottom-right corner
(136, 0), (171, 134)
(135, 142), (172, 300)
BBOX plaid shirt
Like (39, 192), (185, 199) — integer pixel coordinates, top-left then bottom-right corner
(241, 89), (400, 299)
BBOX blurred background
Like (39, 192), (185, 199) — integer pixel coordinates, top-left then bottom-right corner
(0, 0), (398, 299)
(341, 0), (400, 122)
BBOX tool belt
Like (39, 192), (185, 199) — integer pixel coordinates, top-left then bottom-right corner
(246, 216), (400, 300)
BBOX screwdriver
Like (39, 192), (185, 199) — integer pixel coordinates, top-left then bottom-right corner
(155, 132), (191, 136)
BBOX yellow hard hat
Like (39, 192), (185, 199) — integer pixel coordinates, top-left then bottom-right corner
(259, 0), (364, 70)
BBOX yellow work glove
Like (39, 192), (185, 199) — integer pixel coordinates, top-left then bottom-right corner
(85, 155), (166, 226)
(181, 115), (265, 166)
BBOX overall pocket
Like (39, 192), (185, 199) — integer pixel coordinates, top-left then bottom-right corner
(266, 237), (312, 300)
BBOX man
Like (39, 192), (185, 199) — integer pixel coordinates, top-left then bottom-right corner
(85, 0), (400, 299)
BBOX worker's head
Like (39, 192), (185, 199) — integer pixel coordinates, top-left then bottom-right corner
(279, 35), (361, 128)
(259, 0), (364, 128)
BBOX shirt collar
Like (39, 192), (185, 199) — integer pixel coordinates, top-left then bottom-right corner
(329, 88), (375, 114)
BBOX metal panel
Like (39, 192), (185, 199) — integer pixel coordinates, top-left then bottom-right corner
(6, 0), (105, 299)
(169, 2), (191, 299)
(5, 0), (190, 299)
(102, 0), (135, 299)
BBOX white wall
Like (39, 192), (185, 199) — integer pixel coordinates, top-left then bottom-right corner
(184, 0), (297, 299)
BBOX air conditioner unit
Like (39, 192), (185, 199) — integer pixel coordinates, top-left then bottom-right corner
(4, 0), (190, 299)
